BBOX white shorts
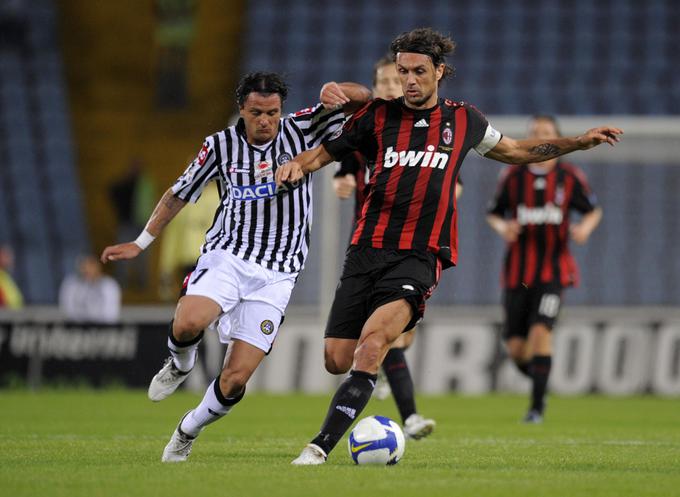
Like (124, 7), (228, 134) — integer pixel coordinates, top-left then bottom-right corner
(185, 250), (296, 353)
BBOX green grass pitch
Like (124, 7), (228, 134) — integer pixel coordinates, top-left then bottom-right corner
(2, 390), (679, 497)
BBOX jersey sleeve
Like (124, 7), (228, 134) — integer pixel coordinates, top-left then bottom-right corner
(323, 101), (377, 161)
(466, 104), (502, 156)
(334, 151), (363, 178)
(487, 168), (512, 216)
(290, 103), (346, 149)
(171, 135), (221, 203)
(569, 168), (598, 214)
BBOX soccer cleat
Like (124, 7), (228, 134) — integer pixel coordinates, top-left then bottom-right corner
(291, 443), (327, 465)
(522, 409), (544, 424)
(372, 369), (391, 400)
(403, 413), (436, 440)
(148, 357), (191, 401)
(161, 422), (198, 462)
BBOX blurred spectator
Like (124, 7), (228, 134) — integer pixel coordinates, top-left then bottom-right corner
(109, 157), (155, 289)
(154, 0), (196, 109)
(59, 255), (121, 323)
(158, 181), (219, 300)
(0, 244), (23, 309)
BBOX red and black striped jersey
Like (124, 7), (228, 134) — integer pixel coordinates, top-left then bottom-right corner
(324, 97), (499, 268)
(487, 162), (598, 289)
(335, 150), (464, 229)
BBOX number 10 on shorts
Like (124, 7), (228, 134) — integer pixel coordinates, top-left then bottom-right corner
(538, 294), (561, 318)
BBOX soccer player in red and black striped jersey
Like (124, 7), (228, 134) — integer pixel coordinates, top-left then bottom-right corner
(333, 56), (460, 440)
(487, 115), (602, 424)
(278, 28), (622, 464)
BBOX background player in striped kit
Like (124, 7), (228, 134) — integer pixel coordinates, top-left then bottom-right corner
(277, 28), (621, 465)
(100, 72), (371, 462)
(487, 115), (603, 423)
(333, 56), (459, 439)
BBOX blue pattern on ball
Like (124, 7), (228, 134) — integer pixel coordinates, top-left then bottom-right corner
(349, 418), (399, 464)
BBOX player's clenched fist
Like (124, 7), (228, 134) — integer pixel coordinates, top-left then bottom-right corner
(100, 242), (142, 263)
(320, 81), (350, 109)
(275, 162), (304, 186)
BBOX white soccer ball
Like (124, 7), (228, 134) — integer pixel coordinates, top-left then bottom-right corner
(348, 415), (405, 465)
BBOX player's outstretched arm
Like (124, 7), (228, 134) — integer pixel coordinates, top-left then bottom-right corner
(100, 188), (187, 263)
(320, 82), (372, 114)
(275, 145), (335, 186)
(485, 126), (623, 165)
(570, 207), (603, 245)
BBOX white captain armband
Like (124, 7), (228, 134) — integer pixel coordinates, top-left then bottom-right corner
(474, 124), (503, 156)
(133, 229), (156, 250)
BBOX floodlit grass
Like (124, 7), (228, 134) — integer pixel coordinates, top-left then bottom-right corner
(2, 390), (679, 497)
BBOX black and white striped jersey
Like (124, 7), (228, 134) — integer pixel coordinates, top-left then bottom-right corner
(171, 104), (344, 273)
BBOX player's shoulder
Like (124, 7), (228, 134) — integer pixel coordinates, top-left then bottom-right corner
(559, 161), (590, 183)
(442, 98), (481, 112)
(205, 127), (232, 145)
(441, 99), (489, 123)
(442, 98), (466, 109)
(361, 97), (390, 115)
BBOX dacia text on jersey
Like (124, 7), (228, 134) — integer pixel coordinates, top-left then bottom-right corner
(230, 180), (302, 201)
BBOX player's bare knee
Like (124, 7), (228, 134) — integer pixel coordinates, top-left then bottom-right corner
(325, 357), (350, 375)
(508, 348), (524, 362)
(172, 317), (204, 342)
(324, 348), (352, 374)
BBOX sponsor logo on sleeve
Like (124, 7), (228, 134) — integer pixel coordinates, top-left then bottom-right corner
(294, 107), (315, 116)
(197, 143), (210, 166)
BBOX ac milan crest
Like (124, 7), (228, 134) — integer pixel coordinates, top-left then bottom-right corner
(442, 128), (453, 145)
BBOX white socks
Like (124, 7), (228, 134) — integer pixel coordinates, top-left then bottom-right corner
(180, 379), (244, 437)
(168, 334), (202, 373)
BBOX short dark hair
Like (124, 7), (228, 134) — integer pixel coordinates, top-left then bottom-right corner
(531, 115), (562, 136)
(235, 72), (289, 107)
(390, 28), (456, 82)
(372, 55), (394, 87)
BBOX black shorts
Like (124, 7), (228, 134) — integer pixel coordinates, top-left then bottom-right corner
(503, 283), (563, 340)
(325, 245), (441, 340)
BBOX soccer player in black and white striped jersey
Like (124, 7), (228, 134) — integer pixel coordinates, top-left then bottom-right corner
(101, 72), (371, 462)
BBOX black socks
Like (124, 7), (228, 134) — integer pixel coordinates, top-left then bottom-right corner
(311, 370), (377, 455)
(515, 360), (532, 378)
(382, 347), (416, 424)
(529, 355), (552, 412)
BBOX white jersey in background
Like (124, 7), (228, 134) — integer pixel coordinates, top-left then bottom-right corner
(172, 104), (344, 273)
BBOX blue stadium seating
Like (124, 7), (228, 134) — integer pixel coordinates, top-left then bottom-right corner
(0, 0), (88, 304)
(241, 0), (678, 115)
